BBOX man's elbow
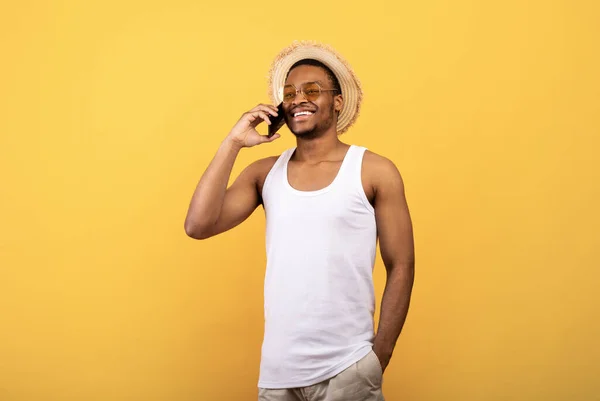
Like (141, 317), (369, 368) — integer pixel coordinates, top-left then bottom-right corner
(184, 220), (213, 240)
(403, 259), (415, 274)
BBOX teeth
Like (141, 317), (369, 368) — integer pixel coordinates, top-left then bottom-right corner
(294, 111), (313, 117)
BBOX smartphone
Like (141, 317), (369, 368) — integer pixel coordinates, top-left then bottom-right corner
(268, 103), (285, 137)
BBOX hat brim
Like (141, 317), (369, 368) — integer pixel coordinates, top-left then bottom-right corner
(268, 41), (362, 135)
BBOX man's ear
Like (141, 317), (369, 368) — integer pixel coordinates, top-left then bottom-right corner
(334, 94), (344, 114)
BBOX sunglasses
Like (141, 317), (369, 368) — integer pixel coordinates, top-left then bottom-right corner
(282, 82), (338, 104)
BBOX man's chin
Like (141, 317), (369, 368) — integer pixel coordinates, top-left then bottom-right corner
(291, 129), (310, 137)
(289, 123), (318, 137)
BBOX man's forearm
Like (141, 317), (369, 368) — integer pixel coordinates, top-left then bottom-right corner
(373, 262), (415, 371)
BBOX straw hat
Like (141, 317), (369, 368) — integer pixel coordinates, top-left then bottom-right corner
(267, 40), (363, 134)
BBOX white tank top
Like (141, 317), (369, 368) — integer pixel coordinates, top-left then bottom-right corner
(258, 145), (378, 389)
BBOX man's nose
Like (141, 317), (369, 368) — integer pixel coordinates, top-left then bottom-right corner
(291, 90), (308, 106)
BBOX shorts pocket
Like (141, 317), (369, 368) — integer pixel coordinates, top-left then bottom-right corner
(357, 349), (383, 387)
(369, 350), (384, 377)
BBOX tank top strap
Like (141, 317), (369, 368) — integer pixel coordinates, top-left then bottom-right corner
(335, 145), (367, 188)
(262, 147), (296, 198)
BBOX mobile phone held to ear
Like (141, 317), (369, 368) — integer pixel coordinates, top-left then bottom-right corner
(268, 103), (285, 138)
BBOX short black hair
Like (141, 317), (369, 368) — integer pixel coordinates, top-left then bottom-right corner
(286, 59), (342, 94)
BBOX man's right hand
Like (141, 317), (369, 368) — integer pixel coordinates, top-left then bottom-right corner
(227, 104), (281, 148)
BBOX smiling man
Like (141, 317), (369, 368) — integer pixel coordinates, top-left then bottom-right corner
(184, 41), (415, 401)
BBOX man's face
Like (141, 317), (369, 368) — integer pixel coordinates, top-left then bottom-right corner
(282, 65), (342, 138)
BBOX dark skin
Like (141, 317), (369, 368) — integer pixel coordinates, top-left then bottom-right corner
(184, 65), (415, 373)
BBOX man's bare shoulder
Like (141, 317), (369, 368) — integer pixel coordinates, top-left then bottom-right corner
(363, 149), (402, 182)
(247, 155), (280, 177)
(243, 154), (281, 194)
(361, 149), (407, 207)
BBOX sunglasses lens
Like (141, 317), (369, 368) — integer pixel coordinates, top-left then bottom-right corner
(303, 83), (321, 101)
(282, 86), (296, 103)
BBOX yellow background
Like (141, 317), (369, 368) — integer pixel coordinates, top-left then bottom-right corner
(1, 1), (599, 400)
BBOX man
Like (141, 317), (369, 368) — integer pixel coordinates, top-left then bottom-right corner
(184, 41), (415, 401)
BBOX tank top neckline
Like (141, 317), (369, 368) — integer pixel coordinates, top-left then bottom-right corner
(282, 145), (355, 197)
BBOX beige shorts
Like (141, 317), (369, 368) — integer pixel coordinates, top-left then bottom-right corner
(258, 349), (384, 401)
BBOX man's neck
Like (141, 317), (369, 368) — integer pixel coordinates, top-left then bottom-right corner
(293, 131), (348, 163)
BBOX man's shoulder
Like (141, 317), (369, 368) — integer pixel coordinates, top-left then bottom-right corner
(251, 154), (281, 170)
(361, 148), (400, 175)
(356, 147), (404, 194)
(246, 153), (284, 184)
